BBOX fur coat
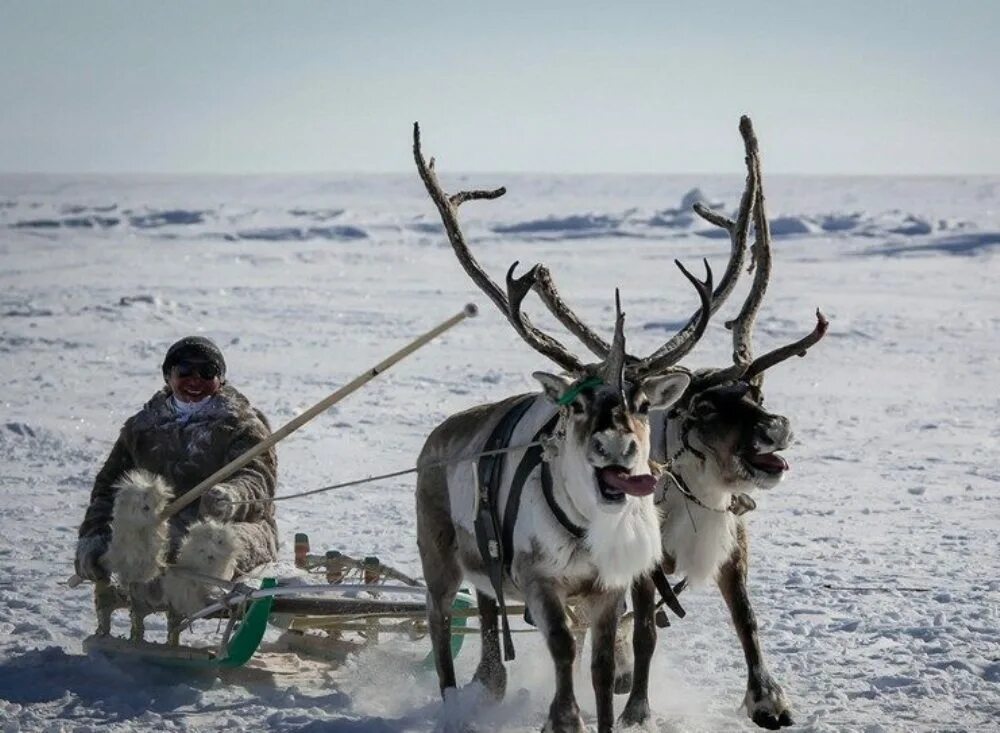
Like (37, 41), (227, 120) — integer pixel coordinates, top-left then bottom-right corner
(77, 384), (278, 574)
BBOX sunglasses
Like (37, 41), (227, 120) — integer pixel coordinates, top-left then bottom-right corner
(173, 362), (220, 380)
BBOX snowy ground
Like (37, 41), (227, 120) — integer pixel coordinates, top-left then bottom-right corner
(0, 170), (998, 732)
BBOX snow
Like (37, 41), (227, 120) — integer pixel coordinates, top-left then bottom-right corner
(1, 173), (998, 731)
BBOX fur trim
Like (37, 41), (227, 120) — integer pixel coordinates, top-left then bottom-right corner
(163, 520), (240, 616)
(105, 469), (172, 583)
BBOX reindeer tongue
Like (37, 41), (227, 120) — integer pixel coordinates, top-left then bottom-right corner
(748, 452), (789, 473)
(598, 468), (657, 497)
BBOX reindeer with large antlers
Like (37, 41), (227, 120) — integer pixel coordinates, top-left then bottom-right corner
(413, 123), (730, 733)
(607, 117), (828, 730)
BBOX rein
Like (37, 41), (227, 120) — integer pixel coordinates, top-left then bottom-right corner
(224, 440), (545, 506)
(660, 470), (756, 517)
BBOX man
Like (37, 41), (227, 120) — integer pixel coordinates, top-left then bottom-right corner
(74, 337), (278, 618)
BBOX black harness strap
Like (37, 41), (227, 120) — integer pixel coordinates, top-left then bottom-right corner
(541, 462), (586, 540)
(651, 566), (687, 622)
(500, 412), (568, 578)
(474, 395), (537, 661)
(474, 400), (591, 658)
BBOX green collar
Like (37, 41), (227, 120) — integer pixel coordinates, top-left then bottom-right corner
(557, 376), (603, 406)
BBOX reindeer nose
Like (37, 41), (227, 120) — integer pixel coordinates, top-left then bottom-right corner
(592, 433), (638, 462)
(757, 416), (791, 446)
(623, 437), (638, 459)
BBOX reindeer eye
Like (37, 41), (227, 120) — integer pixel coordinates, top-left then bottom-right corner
(635, 400), (650, 415)
(570, 399), (585, 415)
(693, 401), (717, 420)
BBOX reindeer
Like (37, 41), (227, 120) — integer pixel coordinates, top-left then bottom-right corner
(516, 116), (827, 729)
(628, 118), (826, 730)
(412, 123), (742, 733)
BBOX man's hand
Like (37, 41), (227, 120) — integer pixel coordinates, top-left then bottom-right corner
(199, 484), (238, 521)
(75, 535), (110, 582)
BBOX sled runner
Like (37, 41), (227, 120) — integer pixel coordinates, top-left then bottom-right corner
(83, 577), (277, 670)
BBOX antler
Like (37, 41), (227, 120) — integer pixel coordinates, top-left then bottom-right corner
(743, 309), (829, 381)
(631, 259), (714, 379)
(701, 116), (827, 390)
(525, 116), (762, 375)
(414, 123), (585, 373)
(531, 264), (612, 359)
(634, 116), (761, 370)
(604, 290), (627, 400)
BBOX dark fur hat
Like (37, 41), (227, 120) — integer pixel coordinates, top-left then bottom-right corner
(161, 336), (227, 381)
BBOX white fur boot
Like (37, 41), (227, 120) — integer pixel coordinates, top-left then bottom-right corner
(163, 520), (240, 618)
(105, 469), (172, 584)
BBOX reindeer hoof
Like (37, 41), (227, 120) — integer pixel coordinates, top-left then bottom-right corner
(744, 676), (793, 729)
(751, 708), (794, 730)
(471, 667), (507, 703)
(542, 704), (585, 733)
(618, 698), (650, 728)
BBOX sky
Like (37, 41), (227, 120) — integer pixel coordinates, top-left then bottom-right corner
(1, 1), (997, 175)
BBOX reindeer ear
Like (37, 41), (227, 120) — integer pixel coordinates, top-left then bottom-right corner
(533, 372), (575, 404)
(642, 373), (691, 410)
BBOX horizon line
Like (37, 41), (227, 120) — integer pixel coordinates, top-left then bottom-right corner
(0, 169), (997, 179)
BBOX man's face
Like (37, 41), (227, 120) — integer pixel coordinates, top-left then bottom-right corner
(168, 361), (222, 403)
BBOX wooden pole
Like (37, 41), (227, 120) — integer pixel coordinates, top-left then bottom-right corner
(67, 303), (477, 588)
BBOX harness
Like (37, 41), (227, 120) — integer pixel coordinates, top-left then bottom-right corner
(473, 395), (576, 660)
(661, 409), (757, 517)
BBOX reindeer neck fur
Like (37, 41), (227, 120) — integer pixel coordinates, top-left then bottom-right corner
(441, 394), (661, 592)
(656, 417), (740, 585)
(542, 438), (662, 590)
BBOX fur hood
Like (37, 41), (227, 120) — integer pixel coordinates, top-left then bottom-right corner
(130, 385), (266, 435)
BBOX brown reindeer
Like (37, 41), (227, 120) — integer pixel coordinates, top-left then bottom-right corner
(619, 117), (828, 730)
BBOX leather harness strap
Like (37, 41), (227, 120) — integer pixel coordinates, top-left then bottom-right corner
(651, 566), (687, 621)
(475, 396), (589, 659)
(474, 394), (537, 661)
(502, 415), (582, 579)
(540, 461), (585, 540)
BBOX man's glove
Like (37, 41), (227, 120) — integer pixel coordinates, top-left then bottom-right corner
(199, 484), (238, 522)
(75, 535), (110, 582)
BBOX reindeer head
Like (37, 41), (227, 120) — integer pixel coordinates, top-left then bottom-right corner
(664, 378), (792, 496)
(533, 358), (691, 508)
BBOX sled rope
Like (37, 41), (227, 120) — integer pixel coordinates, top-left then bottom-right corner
(223, 439), (546, 506)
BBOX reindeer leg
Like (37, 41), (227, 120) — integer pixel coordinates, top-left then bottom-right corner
(425, 567), (461, 696)
(524, 578), (584, 733)
(613, 612), (634, 695)
(718, 524), (793, 730)
(587, 589), (623, 733)
(472, 591), (507, 701)
(416, 468), (462, 696)
(619, 574), (656, 727)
